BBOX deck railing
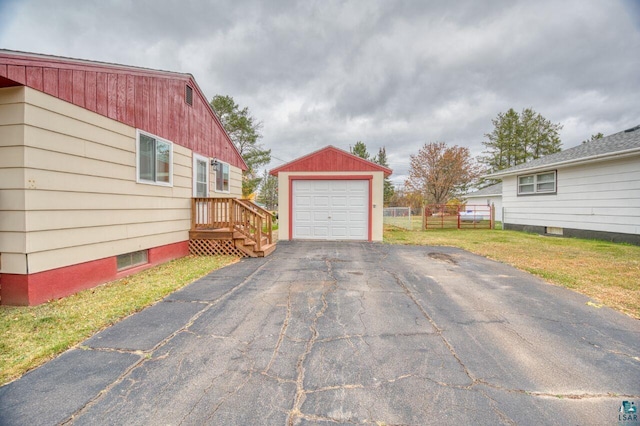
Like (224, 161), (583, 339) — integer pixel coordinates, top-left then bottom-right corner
(191, 198), (273, 251)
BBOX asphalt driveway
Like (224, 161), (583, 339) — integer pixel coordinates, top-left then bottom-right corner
(1, 241), (639, 425)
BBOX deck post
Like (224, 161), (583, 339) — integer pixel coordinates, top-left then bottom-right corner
(191, 198), (197, 230)
(228, 199), (235, 229)
(256, 216), (263, 252)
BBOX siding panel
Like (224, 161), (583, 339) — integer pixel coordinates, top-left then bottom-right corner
(42, 68), (58, 96)
(72, 70), (85, 107)
(58, 69), (73, 102)
(96, 72), (108, 115)
(7, 65), (26, 84)
(85, 71), (97, 112)
(25, 67), (43, 91)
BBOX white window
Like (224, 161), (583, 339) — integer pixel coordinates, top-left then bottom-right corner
(518, 171), (556, 195)
(136, 130), (173, 186)
(213, 160), (230, 193)
(193, 154), (209, 197)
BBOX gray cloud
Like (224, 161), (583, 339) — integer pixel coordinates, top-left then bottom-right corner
(1, 0), (639, 185)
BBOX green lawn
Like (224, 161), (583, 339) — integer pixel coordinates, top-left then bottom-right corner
(384, 225), (640, 319)
(0, 255), (237, 385)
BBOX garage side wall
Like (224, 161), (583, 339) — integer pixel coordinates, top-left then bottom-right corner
(277, 171), (385, 241)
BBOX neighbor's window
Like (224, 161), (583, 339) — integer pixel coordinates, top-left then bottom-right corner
(137, 130), (173, 186)
(518, 171), (556, 195)
(116, 250), (148, 271)
(214, 160), (230, 193)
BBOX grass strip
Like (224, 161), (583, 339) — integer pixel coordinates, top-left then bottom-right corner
(384, 226), (640, 319)
(0, 255), (237, 385)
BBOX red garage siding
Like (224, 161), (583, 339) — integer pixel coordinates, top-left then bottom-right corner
(270, 146), (392, 176)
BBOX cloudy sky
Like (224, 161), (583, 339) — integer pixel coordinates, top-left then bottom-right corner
(1, 0), (639, 185)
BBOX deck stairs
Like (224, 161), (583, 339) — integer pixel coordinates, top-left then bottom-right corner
(189, 198), (276, 258)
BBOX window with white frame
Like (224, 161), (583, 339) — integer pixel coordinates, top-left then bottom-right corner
(214, 160), (230, 193)
(518, 171), (556, 195)
(193, 154), (209, 197)
(137, 130), (173, 186)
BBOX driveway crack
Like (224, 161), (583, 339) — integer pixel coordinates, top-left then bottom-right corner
(286, 258), (338, 426)
(389, 271), (477, 385)
(262, 283), (293, 375)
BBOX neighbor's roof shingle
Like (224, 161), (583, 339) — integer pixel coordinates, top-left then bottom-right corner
(465, 182), (502, 197)
(487, 125), (640, 178)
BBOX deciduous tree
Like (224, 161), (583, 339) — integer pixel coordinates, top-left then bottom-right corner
(405, 142), (483, 205)
(210, 95), (271, 197)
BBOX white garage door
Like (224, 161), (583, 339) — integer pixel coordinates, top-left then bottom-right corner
(293, 180), (369, 240)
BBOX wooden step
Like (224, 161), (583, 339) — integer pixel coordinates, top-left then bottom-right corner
(256, 243), (277, 257)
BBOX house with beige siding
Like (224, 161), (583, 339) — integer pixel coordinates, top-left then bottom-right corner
(0, 50), (250, 305)
(486, 125), (640, 244)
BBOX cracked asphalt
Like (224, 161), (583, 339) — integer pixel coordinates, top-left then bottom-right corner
(1, 241), (639, 425)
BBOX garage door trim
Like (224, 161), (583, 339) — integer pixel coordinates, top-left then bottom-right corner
(289, 175), (373, 241)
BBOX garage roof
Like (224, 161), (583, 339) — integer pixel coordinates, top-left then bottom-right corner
(270, 145), (392, 177)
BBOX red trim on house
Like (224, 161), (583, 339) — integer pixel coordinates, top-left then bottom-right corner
(288, 175), (373, 241)
(0, 241), (189, 306)
(0, 50), (247, 170)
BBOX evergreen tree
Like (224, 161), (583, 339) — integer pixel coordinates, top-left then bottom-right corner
(373, 147), (394, 206)
(350, 141), (370, 160)
(481, 108), (562, 173)
(210, 95), (271, 197)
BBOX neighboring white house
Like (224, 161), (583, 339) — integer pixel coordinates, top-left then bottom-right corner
(464, 182), (503, 222)
(486, 125), (640, 245)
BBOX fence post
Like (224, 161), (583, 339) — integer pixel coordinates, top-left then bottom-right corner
(490, 203), (495, 229)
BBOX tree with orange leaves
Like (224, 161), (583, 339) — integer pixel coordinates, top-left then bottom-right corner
(405, 142), (483, 205)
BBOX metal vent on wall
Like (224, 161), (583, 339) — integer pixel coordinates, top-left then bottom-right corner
(185, 85), (193, 105)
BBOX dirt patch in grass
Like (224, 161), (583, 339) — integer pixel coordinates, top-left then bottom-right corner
(0, 255), (237, 385)
(384, 225), (640, 319)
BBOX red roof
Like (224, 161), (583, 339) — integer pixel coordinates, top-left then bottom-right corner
(270, 145), (392, 177)
(0, 50), (247, 170)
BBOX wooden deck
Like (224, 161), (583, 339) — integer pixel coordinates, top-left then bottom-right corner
(189, 198), (276, 258)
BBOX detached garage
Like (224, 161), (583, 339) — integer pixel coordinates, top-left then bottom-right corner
(270, 146), (392, 241)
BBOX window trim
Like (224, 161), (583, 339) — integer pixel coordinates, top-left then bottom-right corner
(193, 153), (210, 197)
(136, 129), (173, 187)
(213, 160), (231, 193)
(517, 170), (557, 196)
